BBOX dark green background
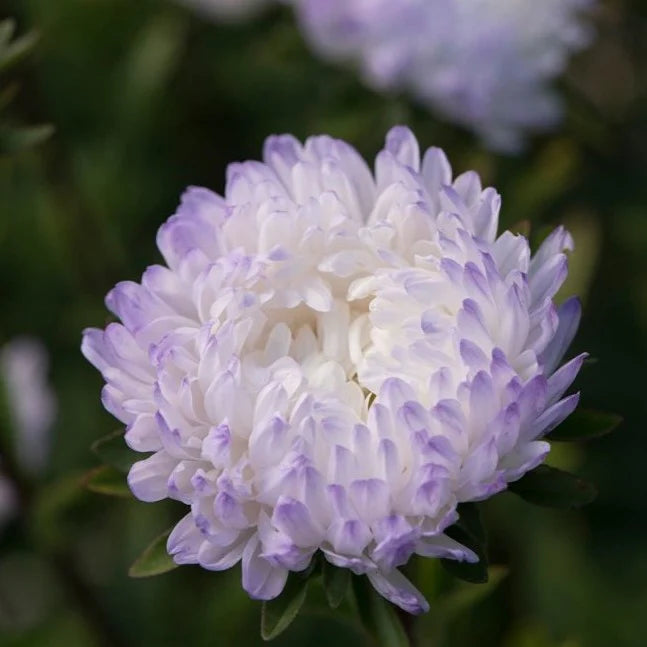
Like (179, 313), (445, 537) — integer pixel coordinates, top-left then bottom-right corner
(1, 1), (645, 645)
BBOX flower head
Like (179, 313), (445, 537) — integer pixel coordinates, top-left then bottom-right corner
(82, 126), (583, 612)
(291, 0), (595, 150)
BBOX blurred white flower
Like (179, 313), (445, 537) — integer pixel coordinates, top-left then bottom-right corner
(291, 0), (595, 150)
(1, 338), (56, 475)
(83, 126), (583, 612)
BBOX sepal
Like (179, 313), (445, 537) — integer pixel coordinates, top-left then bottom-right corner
(548, 409), (621, 442)
(129, 529), (178, 578)
(260, 569), (310, 641)
(508, 464), (597, 508)
(322, 559), (350, 609)
(351, 574), (410, 647)
(91, 429), (138, 472)
(83, 465), (131, 498)
(441, 503), (488, 584)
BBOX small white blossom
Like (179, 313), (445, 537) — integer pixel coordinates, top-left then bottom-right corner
(83, 126), (583, 612)
(1, 338), (56, 475)
(0, 338), (55, 530)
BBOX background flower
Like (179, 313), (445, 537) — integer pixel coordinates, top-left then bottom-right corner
(0, 338), (56, 476)
(291, 0), (596, 151)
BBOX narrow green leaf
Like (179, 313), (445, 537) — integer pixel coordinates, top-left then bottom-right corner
(441, 566), (508, 619)
(129, 529), (178, 578)
(441, 532), (488, 584)
(91, 429), (137, 472)
(29, 473), (91, 548)
(509, 465), (597, 509)
(548, 409), (622, 442)
(454, 502), (485, 545)
(0, 82), (19, 111)
(261, 573), (309, 641)
(0, 29), (40, 73)
(0, 124), (54, 155)
(323, 560), (350, 609)
(351, 575), (410, 647)
(0, 19), (16, 49)
(83, 465), (131, 498)
(441, 504), (489, 584)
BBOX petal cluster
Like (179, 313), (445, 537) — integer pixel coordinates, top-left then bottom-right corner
(291, 0), (595, 150)
(82, 126), (583, 613)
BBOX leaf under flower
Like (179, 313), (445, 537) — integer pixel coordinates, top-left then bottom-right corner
(83, 465), (131, 498)
(548, 409), (621, 442)
(508, 465), (597, 508)
(129, 529), (178, 578)
(261, 572), (309, 641)
(91, 428), (138, 473)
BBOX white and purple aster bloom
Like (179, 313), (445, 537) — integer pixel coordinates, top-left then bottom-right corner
(291, 0), (595, 150)
(82, 126), (584, 613)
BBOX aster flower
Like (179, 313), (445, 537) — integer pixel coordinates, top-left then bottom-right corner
(290, 0), (595, 150)
(82, 126), (584, 613)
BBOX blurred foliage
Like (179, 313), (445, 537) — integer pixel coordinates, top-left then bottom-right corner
(1, 0), (647, 645)
(0, 17), (52, 154)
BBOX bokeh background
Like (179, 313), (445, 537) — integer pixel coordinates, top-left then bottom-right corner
(1, 1), (646, 645)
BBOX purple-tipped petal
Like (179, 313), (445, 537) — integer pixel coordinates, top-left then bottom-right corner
(367, 569), (430, 615)
(541, 297), (582, 373)
(242, 536), (289, 600)
(385, 126), (420, 172)
(546, 352), (587, 405)
(416, 534), (478, 562)
(128, 451), (177, 502)
(528, 392), (580, 439)
(272, 496), (323, 548)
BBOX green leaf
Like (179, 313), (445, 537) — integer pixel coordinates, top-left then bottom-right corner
(29, 473), (91, 549)
(351, 575), (410, 647)
(0, 27), (40, 73)
(548, 409), (622, 442)
(454, 502), (485, 545)
(91, 429), (137, 472)
(441, 503), (489, 584)
(508, 465), (597, 509)
(128, 529), (178, 578)
(0, 82), (18, 111)
(0, 19), (16, 49)
(83, 465), (131, 498)
(261, 572), (309, 641)
(440, 566), (508, 619)
(323, 560), (350, 609)
(0, 124), (54, 155)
